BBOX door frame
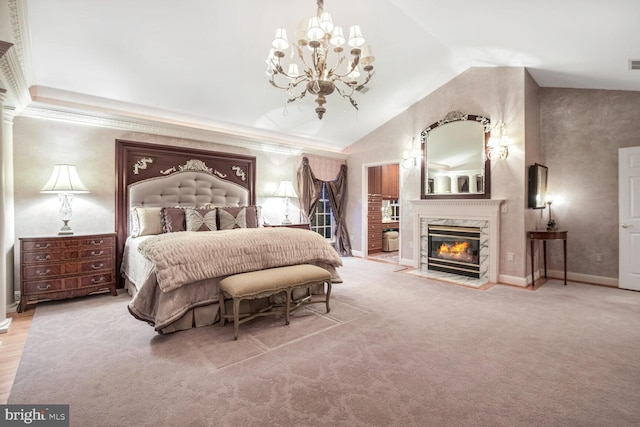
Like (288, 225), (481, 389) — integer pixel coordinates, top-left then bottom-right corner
(619, 146), (640, 290)
(362, 160), (402, 260)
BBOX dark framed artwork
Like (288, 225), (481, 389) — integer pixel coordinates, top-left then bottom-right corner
(528, 163), (548, 209)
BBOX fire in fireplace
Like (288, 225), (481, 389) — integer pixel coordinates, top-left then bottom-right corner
(427, 225), (481, 278)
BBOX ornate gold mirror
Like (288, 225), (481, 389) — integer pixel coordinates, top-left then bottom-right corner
(421, 111), (491, 199)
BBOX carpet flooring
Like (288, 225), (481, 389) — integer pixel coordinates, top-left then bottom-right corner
(9, 257), (640, 426)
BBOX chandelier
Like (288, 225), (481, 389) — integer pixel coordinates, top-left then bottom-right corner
(266, 0), (375, 119)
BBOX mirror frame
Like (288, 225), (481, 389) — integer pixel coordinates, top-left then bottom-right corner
(420, 111), (492, 199)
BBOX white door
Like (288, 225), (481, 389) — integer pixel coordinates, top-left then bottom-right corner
(619, 146), (640, 290)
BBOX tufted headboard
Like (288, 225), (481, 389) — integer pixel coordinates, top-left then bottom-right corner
(129, 171), (249, 209)
(115, 140), (256, 285)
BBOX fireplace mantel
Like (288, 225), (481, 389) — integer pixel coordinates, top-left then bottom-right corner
(410, 199), (504, 283)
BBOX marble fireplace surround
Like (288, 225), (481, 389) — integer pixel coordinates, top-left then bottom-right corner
(411, 199), (503, 284)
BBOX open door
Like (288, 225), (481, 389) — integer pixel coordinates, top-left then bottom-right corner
(619, 146), (640, 290)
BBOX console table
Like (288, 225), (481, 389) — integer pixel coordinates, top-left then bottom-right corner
(528, 230), (567, 287)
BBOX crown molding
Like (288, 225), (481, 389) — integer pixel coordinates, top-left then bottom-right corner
(20, 103), (348, 159)
(0, 41), (30, 112)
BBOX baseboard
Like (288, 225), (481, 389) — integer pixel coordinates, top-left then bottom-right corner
(546, 269), (618, 287)
(355, 255), (619, 288)
(498, 274), (528, 287)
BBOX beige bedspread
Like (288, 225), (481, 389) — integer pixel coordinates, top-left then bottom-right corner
(138, 227), (343, 292)
(125, 227), (342, 331)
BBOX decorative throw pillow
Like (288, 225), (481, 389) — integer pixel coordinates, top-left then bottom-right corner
(218, 206), (259, 230)
(161, 207), (186, 233)
(185, 208), (217, 232)
(131, 207), (163, 237)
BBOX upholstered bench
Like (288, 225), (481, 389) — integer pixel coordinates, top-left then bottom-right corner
(218, 264), (332, 340)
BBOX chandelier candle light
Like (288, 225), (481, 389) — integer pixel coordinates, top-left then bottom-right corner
(266, 0), (375, 119)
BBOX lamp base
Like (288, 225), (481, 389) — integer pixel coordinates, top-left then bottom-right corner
(58, 221), (74, 235)
(281, 217), (292, 225)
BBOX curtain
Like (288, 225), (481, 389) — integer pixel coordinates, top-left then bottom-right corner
(297, 157), (322, 224)
(325, 164), (352, 256)
(297, 157), (352, 256)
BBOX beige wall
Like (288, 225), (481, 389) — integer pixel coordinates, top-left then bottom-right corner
(11, 117), (311, 292)
(540, 88), (640, 280)
(345, 67), (529, 284)
(11, 70), (640, 293)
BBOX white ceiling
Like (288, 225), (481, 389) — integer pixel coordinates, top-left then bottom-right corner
(12, 0), (640, 151)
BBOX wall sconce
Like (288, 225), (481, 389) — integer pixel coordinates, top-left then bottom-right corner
(487, 121), (510, 160)
(274, 180), (297, 224)
(402, 137), (420, 168)
(41, 164), (89, 235)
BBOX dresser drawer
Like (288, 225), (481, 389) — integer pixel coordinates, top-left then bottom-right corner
(80, 247), (114, 259)
(21, 239), (80, 252)
(22, 264), (64, 280)
(79, 259), (114, 273)
(78, 236), (115, 247)
(79, 273), (113, 288)
(22, 251), (65, 264)
(23, 278), (69, 294)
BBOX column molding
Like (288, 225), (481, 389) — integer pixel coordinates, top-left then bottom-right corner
(0, 88), (14, 333)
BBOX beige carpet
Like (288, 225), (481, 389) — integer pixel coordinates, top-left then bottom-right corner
(9, 257), (640, 426)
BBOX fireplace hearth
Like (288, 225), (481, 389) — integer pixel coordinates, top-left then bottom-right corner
(428, 225), (481, 278)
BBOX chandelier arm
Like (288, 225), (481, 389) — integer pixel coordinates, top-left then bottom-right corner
(294, 44), (315, 76)
(352, 69), (375, 90)
(269, 74), (309, 91)
(331, 55), (360, 80)
(287, 89), (308, 104)
(332, 84), (359, 110)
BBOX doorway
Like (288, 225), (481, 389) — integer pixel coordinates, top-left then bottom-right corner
(364, 162), (400, 264)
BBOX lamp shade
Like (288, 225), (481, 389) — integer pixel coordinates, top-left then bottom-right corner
(41, 164), (89, 193)
(275, 180), (297, 198)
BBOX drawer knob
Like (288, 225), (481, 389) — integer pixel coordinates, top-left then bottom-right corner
(92, 277), (105, 284)
(91, 263), (104, 270)
(37, 269), (52, 275)
(37, 283), (52, 291)
(91, 250), (104, 256)
(36, 254), (51, 261)
(91, 240), (104, 245)
(35, 243), (51, 249)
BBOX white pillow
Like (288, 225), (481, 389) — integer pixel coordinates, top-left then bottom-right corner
(131, 207), (163, 237)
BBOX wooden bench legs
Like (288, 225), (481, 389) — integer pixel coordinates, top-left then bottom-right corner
(219, 280), (331, 340)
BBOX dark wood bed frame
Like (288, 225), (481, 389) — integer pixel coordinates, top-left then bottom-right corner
(115, 139), (257, 287)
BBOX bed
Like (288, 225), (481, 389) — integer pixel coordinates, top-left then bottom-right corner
(116, 140), (343, 333)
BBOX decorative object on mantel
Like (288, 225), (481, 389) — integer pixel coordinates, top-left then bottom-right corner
(265, 0), (375, 119)
(275, 180), (298, 224)
(487, 120), (510, 160)
(41, 164), (89, 235)
(402, 137), (420, 168)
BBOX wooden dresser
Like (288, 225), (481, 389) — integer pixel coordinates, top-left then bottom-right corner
(19, 233), (118, 312)
(367, 194), (383, 253)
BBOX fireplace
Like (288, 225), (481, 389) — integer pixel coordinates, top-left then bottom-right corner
(428, 225), (481, 278)
(411, 199), (503, 285)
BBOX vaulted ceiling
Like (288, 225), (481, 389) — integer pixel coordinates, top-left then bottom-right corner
(2, 0), (639, 152)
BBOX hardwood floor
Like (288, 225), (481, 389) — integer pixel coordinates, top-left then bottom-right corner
(0, 310), (34, 403)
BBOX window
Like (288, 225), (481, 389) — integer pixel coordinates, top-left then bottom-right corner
(311, 183), (335, 241)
